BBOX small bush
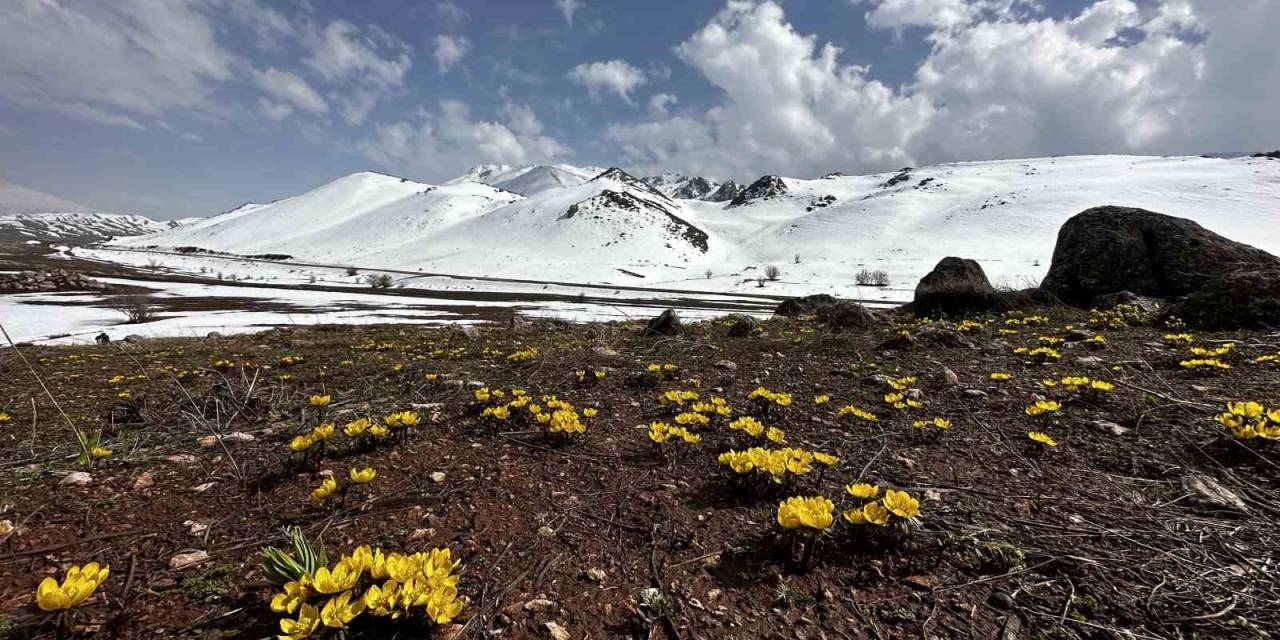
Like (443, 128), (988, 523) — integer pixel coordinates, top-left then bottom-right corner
(764, 265), (781, 281)
(704, 269), (713, 279)
(345, 267), (359, 276)
(856, 269), (890, 286)
(365, 273), (394, 289)
(109, 296), (158, 324)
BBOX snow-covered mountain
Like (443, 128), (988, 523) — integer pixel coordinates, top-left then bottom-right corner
(114, 155), (1280, 292)
(0, 179), (177, 241)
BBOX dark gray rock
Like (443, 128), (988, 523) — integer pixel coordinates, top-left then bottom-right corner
(1041, 206), (1278, 305)
(774, 294), (837, 317)
(724, 314), (760, 337)
(728, 176), (787, 207)
(911, 257), (1001, 315)
(644, 309), (683, 336)
(1166, 266), (1280, 330)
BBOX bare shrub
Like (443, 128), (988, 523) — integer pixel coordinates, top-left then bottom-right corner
(345, 267), (359, 276)
(365, 273), (394, 289)
(855, 269), (891, 286)
(109, 296), (158, 324)
(704, 269), (713, 279)
(764, 265), (781, 281)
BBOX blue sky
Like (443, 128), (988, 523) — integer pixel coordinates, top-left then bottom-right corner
(1, 0), (1277, 219)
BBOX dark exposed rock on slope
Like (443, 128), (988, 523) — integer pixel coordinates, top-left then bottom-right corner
(1040, 206), (1277, 306)
(729, 176), (787, 207)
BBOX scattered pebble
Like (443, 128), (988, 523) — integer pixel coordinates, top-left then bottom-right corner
(169, 549), (210, 571)
(61, 471), (92, 486)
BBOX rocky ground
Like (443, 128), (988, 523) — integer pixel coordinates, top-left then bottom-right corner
(1, 302), (1278, 639)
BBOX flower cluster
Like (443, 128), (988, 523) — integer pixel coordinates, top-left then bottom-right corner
(776, 496), (835, 531)
(718, 447), (836, 482)
(1163, 333), (1194, 345)
(1027, 431), (1058, 447)
(291, 424), (336, 453)
(648, 421), (701, 444)
(911, 417), (951, 431)
(990, 372), (1012, 381)
(1024, 400), (1062, 417)
(748, 386), (793, 408)
(270, 545), (464, 638)
(843, 486), (920, 526)
(1042, 375), (1114, 397)
(836, 405), (878, 422)
(574, 368), (608, 384)
(1215, 401), (1280, 441)
(689, 396), (732, 417)
(1014, 346), (1062, 362)
(35, 563), (110, 611)
(506, 347), (539, 363)
(957, 320), (985, 333)
(1179, 358), (1231, 371)
(658, 389), (700, 408)
(883, 392), (923, 411)
(1190, 343), (1235, 358)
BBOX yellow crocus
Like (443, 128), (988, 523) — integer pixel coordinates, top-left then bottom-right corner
(308, 395), (331, 407)
(882, 489), (920, 519)
(320, 590), (366, 628)
(35, 562), (110, 611)
(312, 561), (362, 595)
(278, 603), (320, 640)
(349, 467), (377, 484)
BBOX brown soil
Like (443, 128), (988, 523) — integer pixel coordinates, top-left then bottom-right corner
(1, 308), (1278, 639)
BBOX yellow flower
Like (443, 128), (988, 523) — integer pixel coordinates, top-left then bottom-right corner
(882, 489), (920, 519)
(425, 373), (438, 382)
(90, 447), (112, 459)
(343, 418), (369, 438)
(765, 427), (787, 444)
(0, 411), (10, 423)
(320, 590), (366, 629)
(474, 387), (491, 402)
(349, 467), (377, 484)
(35, 563), (110, 611)
(310, 477), (337, 504)
(312, 561), (362, 595)
(368, 425), (390, 439)
(990, 372), (1011, 381)
(289, 435), (315, 452)
(846, 483), (879, 499)
(308, 395), (331, 407)
(1028, 431), (1057, 447)
(271, 578), (310, 614)
(836, 405), (877, 422)
(278, 603), (321, 640)
(1227, 401), (1265, 418)
(814, 394), (830, 405)
(776, 496), (835, 531)
(311, 423), (335, 441)
(583, 407), (599, 418)
(1024, 400), (1061, 417)
(1089, 380), (1114, 392)
(844, 501), (889, 526)
(813, 452), (838, 466)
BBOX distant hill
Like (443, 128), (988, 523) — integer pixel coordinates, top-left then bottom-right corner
(0, 179), (182, 242)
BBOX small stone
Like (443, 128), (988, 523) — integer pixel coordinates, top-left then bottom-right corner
(585, 568), (606, 582)
(988, 591), (1015, 610)
(936, 367), (960, 386)
(962, 389), (988, 399)
(1182, 474), (1248, 513)
(524, 598), (558, 613)
(132, 472), (156, 490)
(193, 482), (216, 493)
(430, 471), (447, 484)
(592, 346), (619, 357)
(169, 550), (210, 571)
(1090, 420), (1129, 436)
(165, 454), (197, 464)
(1075, 356), (1105, 368)
(706, 588), (722, 601)
(0, 519), (15, 537)
(537, 525), (556, 539)
(544, 621), (571, 640)
(714, 359), (738, 371)
(61, 471), (92, 486)
(184, 520), (208, 536)
(407, 528), (434, 541)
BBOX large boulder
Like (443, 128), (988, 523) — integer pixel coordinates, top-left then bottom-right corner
(1166, 266), (1280, 330)
(774, 294), (837, 317)
(818, 301), (876, 332)
(1040, 206), (1278, 306)
(911, 257), (1001, 315)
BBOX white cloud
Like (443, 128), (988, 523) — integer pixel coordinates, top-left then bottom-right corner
(252, 68), (328, 115)
(568, 60), (649, 104)
(181, 132), (204, 142)
(436, 0), (469, 27)
(256, 99), (295, 122)
(852, 0), (976, 30)
(0, 0), (235, 127)
(361, 100), (565, 180)
(555, 0), (584, 26)
(433, 35), (472, 73)
(302, 19), (412, 124)
(648, 93), (678, 118)
(609, 0), (1280, 181)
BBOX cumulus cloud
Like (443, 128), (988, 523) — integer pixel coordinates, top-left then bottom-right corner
(648, 93), (678, 118)
(609, 0), (1280, 181)
(555, 0), (584, 26)
(568, 60), (649, 104)
(302, 20), (412, 125)
(436, 0), (469, 27)
(433, 35), (472, 73)
(360, 101), (565, 180)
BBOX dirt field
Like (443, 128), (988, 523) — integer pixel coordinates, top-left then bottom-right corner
(1, 307), (1277, 639)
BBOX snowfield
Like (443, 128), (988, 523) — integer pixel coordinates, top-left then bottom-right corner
(112, 154), (1280, 299)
